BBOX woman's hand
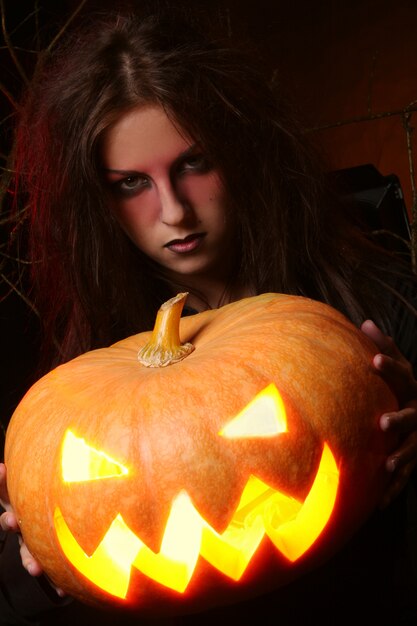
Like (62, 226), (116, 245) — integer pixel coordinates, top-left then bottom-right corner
(0, 462), (43, 576)
(361, 320), (417, 509)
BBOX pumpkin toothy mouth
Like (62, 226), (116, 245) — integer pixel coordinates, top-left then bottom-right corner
(54, 443), (339, 600)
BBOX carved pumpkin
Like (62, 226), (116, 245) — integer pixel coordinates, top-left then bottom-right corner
(5, 293), (397, 615)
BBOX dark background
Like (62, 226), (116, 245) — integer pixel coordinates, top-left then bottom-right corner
(2, 0), (417, 205)
(1, 0), (417, 437)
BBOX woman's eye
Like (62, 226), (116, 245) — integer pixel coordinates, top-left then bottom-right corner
(180, 154), (211, 174)
(112, 175), (149, 197)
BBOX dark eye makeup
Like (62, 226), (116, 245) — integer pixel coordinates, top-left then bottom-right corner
(177, 153), (212, 175)
(104, 148), (213, 199)
(108, 174), (150, 198)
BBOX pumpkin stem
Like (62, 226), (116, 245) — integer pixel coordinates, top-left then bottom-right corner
(137, 293), (195, 367)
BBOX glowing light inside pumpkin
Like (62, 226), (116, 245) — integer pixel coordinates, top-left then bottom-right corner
(219, 383), (287, 438)
(61, 431), (128, 482)
(55, 427), (339, 599)
(262, 443), (339, 561)
(132, 491), (202, 592)
(54, 510), (142, 598)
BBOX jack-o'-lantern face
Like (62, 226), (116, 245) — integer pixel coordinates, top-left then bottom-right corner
(6, 293), (396, 613)
(54, 383), (339, 600)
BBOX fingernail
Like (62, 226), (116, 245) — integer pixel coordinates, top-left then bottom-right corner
(374, 354), (384, 368)
(4, 515), (13, 529)
(380, 415), (390, 431)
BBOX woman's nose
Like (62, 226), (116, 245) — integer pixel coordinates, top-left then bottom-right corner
(159, 182), (190, 226)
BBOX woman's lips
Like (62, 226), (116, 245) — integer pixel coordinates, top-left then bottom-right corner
(164, 233), (206, 253)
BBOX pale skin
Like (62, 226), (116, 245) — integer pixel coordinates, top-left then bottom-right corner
(1, 105), (417, 584)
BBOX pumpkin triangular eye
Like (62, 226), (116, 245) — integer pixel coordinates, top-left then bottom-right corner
(219, 383), (287, 439)
(62, 430), (129, 482)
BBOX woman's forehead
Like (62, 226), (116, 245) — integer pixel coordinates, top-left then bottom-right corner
(101, 105), (193, 171)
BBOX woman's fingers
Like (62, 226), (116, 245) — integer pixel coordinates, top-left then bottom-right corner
(360, 321), (417, 508)
(0, 510), (19, 532)
(378, 408), (417, 507)
(361, 319), (401, 357)
(18, 537), (43, 576)
(380, 406), (417, 434)
(383, 423), (417, 470)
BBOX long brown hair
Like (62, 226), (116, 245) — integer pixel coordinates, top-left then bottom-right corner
(12, 8), (416, 372)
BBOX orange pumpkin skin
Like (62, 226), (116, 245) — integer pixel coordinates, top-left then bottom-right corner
(5, 293), (397, 615)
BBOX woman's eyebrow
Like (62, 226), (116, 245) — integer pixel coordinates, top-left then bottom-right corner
(172, 144), (202, 169)
(103, 167), (138, 175)
(176, 143), (198, 159)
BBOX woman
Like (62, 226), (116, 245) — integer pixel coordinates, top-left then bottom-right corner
(1, 7), (417, 625)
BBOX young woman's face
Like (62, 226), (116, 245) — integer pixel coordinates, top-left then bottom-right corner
(101, 105), (235, 284)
